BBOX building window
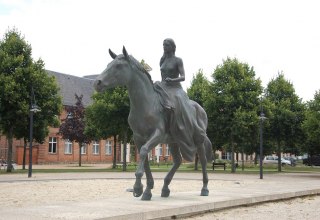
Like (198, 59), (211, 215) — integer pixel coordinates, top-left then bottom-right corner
(222, 152), (231, 160)
(81, 143), (87, 155)
(64, 140), (73, 154)
(148, 151), (153, 160)
(49, 137), (57, 154)
(105, 140), (112, 155)
(159, 146), (163, 156)
(165, 144), (170, 156)
(92, 141), (100, 155)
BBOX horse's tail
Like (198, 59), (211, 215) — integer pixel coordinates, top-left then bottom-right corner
(204, 136), (213, 163)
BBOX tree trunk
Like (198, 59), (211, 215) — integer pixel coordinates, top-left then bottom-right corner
(22, 139), (27, 170)
(122, 131), (127, 171)
(112, 135), (117, 169)
(277, 140), (281, 172)
(231, 141), (236, 173)
(79, 142), (82, 167)
(241, 150), (244, 171)
(6, 127), (13, 173)
(212, 146), (216, 161)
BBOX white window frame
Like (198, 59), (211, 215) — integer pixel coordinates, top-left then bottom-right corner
(165, 144), (170, 156)
(64, 140), (73, 154)
(105, 140), (112, 155)
(92, 141), (100, 155)
(49, 137), (57, 154)
(159, 146), (163, 157)
(81, 143), (87, 155)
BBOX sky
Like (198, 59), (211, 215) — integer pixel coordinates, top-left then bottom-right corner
(0, 0), (319, 102)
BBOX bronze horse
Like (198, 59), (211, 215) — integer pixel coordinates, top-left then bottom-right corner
(94, 47), (212, 200)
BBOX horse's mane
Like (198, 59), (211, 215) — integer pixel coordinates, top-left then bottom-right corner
(128, 55), (153, 85)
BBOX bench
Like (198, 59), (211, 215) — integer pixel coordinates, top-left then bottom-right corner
(212, 162), (226, 170)
(115, 163), (123, 168)
(116, 163), (137, 168)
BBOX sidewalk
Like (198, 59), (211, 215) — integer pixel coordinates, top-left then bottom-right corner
(0, 170), (319, 219)
(17, 163), (113, 170)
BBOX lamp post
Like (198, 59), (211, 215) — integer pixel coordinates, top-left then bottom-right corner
(259, 102), (267, 180)
(28, 88), (41, 178)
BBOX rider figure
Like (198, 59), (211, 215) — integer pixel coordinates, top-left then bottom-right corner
(154, 38), (205, 160)
(155, 38), (188, 130)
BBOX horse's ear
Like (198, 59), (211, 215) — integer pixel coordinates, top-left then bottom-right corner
(109, 49), (117, 59)
(123, 46), (129, 60)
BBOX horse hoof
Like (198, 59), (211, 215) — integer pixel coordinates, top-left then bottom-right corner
(161, 188), (170, 197)
(133, 184), (143, 197)
(200, 188), (209, 196)
(141, 191), (152, 201)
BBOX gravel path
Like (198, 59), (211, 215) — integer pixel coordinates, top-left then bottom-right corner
(1, 170), (319, 219)
(182, 195), (320, 220)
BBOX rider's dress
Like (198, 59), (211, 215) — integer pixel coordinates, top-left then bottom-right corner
(154, 57), (206, 161)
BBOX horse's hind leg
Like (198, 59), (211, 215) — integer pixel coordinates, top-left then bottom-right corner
(198, 143), (209, 196)
(161, 144), (182, 197)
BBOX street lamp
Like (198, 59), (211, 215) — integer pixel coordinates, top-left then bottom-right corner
(259, 102), (267, 180)
(28, 88), (41, 178)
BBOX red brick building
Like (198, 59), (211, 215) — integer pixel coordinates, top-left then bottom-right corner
(0, 70), (171, 165)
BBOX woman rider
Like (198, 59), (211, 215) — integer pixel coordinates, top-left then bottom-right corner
(154, 38), (205, 161)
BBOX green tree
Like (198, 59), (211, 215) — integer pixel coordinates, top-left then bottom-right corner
(187, 69), (211, 107)
(206, 57), (262, 172)
(85, 86), (131, 170)
(15, 60), (61, 169)
(187, 69), (211, 169)
(302, 90), (320, 156)
(0, 28), (62, 172)
(265, 73), (305, 171)
(59, 94), (91, 167)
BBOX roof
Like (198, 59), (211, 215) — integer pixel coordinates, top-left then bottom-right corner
(47, 70), (95, 107)
(83, 74), (99, 80)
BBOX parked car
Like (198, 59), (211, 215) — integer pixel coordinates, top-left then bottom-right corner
(303, 155), (320, 166)
(283, 156), (296, 166)
(264, 156), (291, 166)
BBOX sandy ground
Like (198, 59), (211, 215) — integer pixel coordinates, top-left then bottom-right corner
(183, 195), (320, 220)
(0, 176), (319, 220)
(0, 178), (240, 208)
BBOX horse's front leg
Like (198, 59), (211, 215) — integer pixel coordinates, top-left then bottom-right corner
(197, 143), (209, 196)
(141, 159), (154, 200)
(133, 146), (143, 197)
(134, 130), (161, 200)
(161, 144), (182, 197)
(133, 159), (154, 199)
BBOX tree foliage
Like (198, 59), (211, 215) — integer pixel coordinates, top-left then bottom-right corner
(302, 90), (320, 155)
(265, 73), (305, 171)
(187, 69), (211, 108)
(206, 57), (262, 172)
(59, 94), (91, 166)
(187, 69), (211, 169)
(85, 86), (131, 169)
(0, 28), (62, 172)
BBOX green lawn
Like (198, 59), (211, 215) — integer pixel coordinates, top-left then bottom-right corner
(1, 162), (319, 175)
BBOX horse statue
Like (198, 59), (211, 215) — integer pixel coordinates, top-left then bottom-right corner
(94, 46), (212, 200)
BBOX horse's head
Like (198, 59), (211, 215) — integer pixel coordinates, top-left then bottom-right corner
(94, 46), (131, 93)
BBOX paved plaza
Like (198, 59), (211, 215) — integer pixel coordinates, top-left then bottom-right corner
(0, 166), (319, 219)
